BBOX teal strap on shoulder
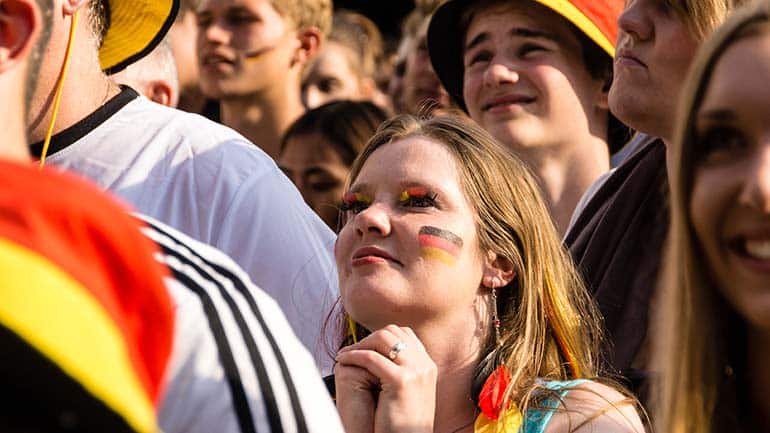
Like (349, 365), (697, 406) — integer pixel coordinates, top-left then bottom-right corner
(521, 379), (590, 433)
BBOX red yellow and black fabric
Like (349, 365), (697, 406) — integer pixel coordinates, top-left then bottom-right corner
(427, 0), (624, 112)
(0, 160), (174, 432)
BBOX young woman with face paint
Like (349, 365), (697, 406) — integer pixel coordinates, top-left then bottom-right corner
(331, 115), (644, 433)
(655, 3), (770, 431)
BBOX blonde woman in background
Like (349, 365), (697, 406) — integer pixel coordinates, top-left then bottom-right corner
(655, 1), (770, 431)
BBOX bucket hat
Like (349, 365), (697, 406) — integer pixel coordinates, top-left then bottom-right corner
(100, 0), (180, 74)
(427, 0), (622, 112)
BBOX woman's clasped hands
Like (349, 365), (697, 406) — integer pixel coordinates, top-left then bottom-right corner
(335, 325), (438, 433)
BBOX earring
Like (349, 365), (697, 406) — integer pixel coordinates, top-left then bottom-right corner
(491, 281), (501, 347)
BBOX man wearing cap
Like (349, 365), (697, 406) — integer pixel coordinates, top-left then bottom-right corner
(428, 0), (625, 236)
(26, 0), (339, 376)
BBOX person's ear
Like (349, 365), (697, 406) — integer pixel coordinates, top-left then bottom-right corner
(62, 0), (90, 16)
(481, 250), (516, 290)
(595, 75), (611, 111)
(292, 26), (322, 67)
(146, 79), (176, 107)
(0, 0), (41, 73)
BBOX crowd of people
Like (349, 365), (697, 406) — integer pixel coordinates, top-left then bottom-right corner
(1, 0), (769, 432)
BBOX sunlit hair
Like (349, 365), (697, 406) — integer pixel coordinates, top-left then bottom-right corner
(665, 0), (751, 39)
(270, 0), (332, 37)
(337, 113), (606, 408)
(329, 11), (384, 80)
(655, 2), (770, 432)
(88, 0), (109, 46)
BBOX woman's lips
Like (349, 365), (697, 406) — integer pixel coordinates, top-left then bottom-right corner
(351, 246), (401, 267)
(728, 237), (770, 273)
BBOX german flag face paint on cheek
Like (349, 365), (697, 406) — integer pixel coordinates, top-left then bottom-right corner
(418, 226), (464, 266)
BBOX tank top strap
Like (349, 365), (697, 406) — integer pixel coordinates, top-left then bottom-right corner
(521, 379), (591, 433)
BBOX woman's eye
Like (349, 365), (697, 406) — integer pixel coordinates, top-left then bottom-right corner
(401, 193), (438, 208)
(339, 201), (368, 214)
(696, 126), (747, 163)
(340, 192), (371, 214)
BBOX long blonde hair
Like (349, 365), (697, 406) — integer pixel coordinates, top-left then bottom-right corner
(655, 2), (770, 432)
(338, 114), (604, 408)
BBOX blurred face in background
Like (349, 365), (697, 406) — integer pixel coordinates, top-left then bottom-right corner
(401, 19), (450, 114)
(302, 41), (371, 109)
(196, 0), (299, 99)
(279, 132), (350, 230)
(609, 0), (699, 142)
(690, 33), (770, 331)
(169, 9), (201, 101)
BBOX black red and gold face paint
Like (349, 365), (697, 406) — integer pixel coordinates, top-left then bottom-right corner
(418, 226), (463, 265)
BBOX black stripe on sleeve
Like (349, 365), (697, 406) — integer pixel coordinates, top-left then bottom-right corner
(150, 229), (285, 433)
(145, 220), (308, 433)
(162, 262), (258, 433)
(209, 261), (310, 433)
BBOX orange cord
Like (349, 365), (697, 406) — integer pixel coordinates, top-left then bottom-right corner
(39, 11), (79, 168)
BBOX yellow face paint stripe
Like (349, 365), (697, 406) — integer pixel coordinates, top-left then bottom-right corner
(0, 239), (157, 433)
(421, 246), (457, 265)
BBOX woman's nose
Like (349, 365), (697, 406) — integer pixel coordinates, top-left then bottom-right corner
(739, 143), (770, 214)
(354, 203), (392, 238)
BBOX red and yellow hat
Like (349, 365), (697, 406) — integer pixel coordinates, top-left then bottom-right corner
(427, 0), (623, 111)
(100, 0), (180, 74)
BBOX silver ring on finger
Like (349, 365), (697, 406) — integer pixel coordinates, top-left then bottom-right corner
(388, 340), (407, 361)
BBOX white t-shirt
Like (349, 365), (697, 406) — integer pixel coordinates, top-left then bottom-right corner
(41, 87), (338, 373)
(139, 215), (343, 433)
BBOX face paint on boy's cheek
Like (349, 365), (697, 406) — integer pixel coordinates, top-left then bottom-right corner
(243, 45), (276, 62)
(418, 226), (463, 265)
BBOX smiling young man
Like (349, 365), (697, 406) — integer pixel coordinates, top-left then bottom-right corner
(197, 0), (330, 158)
(428, 0), (625, 235)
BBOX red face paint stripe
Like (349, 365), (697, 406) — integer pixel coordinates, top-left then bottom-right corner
(418, 226), (463, 258)
(419, 234), (461, 257)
